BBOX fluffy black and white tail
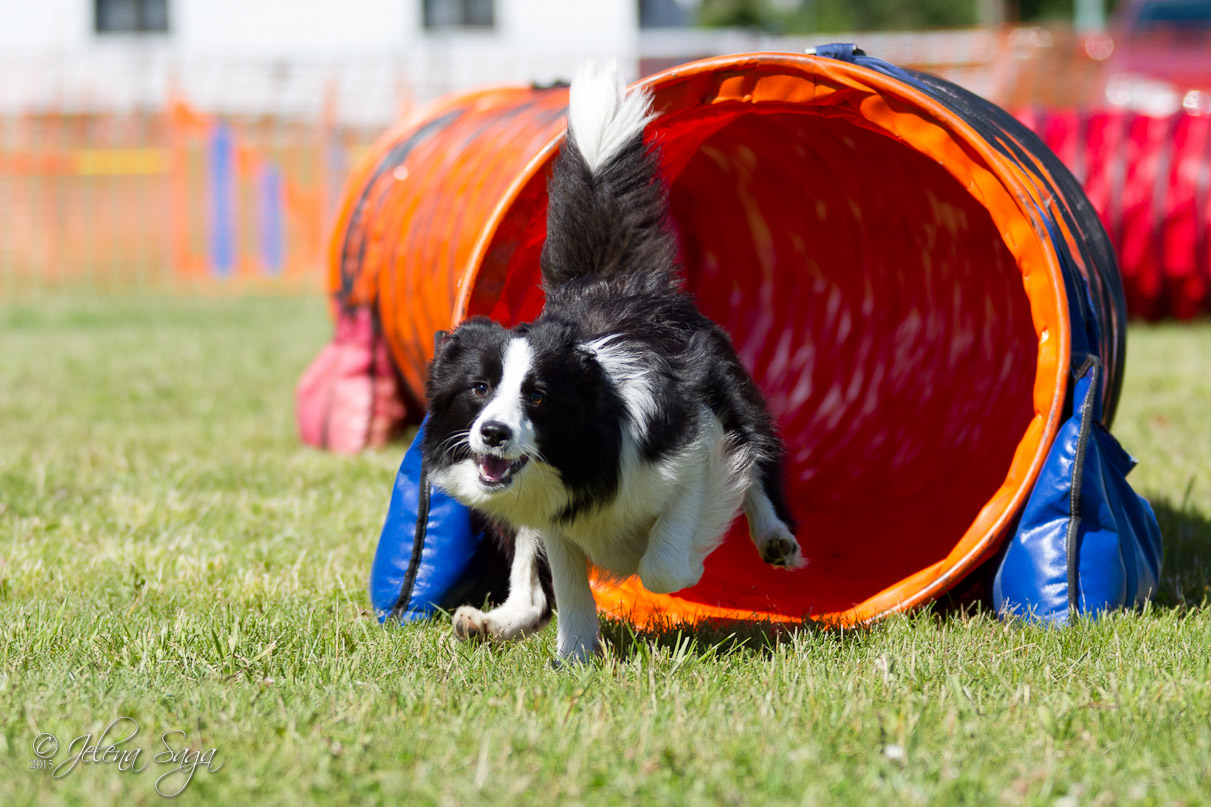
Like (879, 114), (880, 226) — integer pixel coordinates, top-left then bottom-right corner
(540, 62), (678, 293)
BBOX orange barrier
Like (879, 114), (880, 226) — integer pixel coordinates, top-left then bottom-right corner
(330, 53), (1088, 627)
(1, 29), (1105, 296)
(0, 98), (351, 292)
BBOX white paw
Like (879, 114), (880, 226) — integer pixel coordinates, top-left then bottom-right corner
(451, 606), (490, 641)
(637, 552), (704, 594)
(757, 524), (807, 570)
(556, 635), (604, 665)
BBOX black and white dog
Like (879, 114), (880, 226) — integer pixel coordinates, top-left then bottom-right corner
(422, 63), (804, 662)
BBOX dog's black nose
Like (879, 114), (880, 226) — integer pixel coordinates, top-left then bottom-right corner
(479, 421), (512, 448)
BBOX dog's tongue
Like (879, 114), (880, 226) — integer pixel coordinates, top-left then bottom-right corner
(479, 454), (512, 482)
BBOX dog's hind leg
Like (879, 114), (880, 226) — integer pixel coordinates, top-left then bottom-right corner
(639, 420), (751, 593)
(745, 483), (806, 570)
(452, 527), (551, 642)
(637, 481), (709, 595)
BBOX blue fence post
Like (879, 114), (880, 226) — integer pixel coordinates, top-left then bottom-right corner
(327, 135), (347, 219)
(260, 164), (284, 275)
(208, 123), (236, 277)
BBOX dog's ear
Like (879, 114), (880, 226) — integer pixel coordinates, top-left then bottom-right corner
(431, 327), (472, 390)
(428, 318), (498, 380)
(433, 330), (450, 359)
(430, 328), (457, 365)
(427, 329), (467, 397)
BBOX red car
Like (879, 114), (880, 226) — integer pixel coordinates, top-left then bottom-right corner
(1087, 0), (1211, 115)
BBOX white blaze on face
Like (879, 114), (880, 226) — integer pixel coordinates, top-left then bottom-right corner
(469, 336), (537, 457)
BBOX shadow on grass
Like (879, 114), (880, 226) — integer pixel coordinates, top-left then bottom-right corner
(598, 612), (863, 662)
(1151, 491), (1211, 608)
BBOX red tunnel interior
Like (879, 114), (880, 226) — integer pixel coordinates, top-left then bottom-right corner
(466, 100), (1040, 619)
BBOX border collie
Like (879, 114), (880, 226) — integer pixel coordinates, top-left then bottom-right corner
(422, 62), (804, 662)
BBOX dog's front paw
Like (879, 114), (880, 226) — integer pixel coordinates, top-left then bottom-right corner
(452, 606), (491, 641)
(555, 636), (604, 666)
(757, 525), (807, 570)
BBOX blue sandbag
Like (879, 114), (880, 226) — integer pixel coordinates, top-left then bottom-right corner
(369, 421), (494, 622)
(994, 359), (1163, 622)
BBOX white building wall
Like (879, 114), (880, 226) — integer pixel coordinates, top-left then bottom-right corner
(174, 0), (414, 57)
(0, 0), (641, 124)
(497, 0), (637, 57)
(0, 0), (93, 52)
(0, 0), (636, 58)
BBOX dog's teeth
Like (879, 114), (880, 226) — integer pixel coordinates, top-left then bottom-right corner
(477, 455), (529, 486)
(480, 455), (510, 481)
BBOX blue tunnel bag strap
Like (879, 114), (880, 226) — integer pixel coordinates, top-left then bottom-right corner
(387, 329), (450, 618)
(1063, 356), (1103, 615)
(809, 43), (865, 61)
(389, 443), (433, 620)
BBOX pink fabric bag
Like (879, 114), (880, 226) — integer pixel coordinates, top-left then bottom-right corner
(296, 308), (408, 454)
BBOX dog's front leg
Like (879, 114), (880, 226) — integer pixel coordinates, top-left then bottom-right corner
(452, 527), (551, 642)
(542, 535), (602, 663)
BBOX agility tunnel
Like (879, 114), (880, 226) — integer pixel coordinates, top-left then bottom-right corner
(302, 48), (1162, 627)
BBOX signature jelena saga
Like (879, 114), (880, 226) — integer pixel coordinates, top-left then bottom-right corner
(33, 717), (222, 797)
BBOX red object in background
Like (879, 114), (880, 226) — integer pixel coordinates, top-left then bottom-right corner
(1076, 0), (1211, 317)
(296, 307), (407, 454)
(1022, 107), (1211, 319)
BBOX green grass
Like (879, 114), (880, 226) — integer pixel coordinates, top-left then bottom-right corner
(1, 296), (1209, 806)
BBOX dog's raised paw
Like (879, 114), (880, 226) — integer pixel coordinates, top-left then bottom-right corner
(758, 529), (807, 570)
(637, 552), (704, 594)
(452, 606), (490, 641)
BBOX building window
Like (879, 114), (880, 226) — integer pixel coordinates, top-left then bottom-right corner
(423, 0), (494, 29)
(95, 0), (169, 33)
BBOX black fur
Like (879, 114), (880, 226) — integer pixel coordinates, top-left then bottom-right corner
(540, 133), (678, 295)
(423, 126), (796, 541)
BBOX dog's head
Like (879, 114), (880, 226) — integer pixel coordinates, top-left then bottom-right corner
(422, 316), (626, 522)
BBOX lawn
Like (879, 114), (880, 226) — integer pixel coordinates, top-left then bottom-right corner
(1, 295), (1209, 806)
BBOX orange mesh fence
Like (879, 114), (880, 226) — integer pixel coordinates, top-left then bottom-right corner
(0, 27), (1105, 297)
(0, 93), (371, 295)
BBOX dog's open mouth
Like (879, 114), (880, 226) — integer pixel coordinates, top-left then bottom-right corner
(476, 454), (529, 488)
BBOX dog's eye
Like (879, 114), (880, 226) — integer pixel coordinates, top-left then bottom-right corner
(524, 390), (545, 406)
(471, 382), (490, 398)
